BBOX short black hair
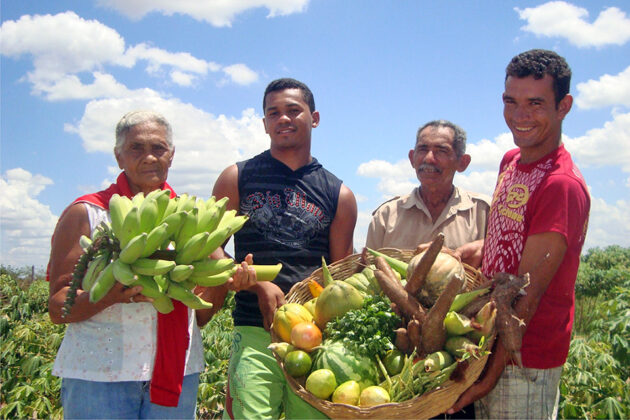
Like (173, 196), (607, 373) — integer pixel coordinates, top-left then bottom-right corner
(262, 78), (316, 113)
(505, 49), (571, 106)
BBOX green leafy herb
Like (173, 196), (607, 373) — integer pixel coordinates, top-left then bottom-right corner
(325, 295), (402, 357)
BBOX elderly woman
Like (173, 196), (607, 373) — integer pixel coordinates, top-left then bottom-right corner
(48, 110), (253, 419)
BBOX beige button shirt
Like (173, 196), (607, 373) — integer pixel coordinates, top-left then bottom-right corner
(366, 186), (490, 250)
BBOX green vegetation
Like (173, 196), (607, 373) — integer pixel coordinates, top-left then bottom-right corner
(1, 246), (628, 419)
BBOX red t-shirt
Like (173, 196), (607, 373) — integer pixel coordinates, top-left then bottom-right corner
(482, 145), (590, 368)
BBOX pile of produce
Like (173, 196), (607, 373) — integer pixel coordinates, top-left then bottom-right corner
(63, 191), (281, 316)
(270, 233), (530, 412)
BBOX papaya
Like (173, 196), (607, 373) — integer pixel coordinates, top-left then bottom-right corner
(314, 280), (364, 329)
(273, 303), (314, 343)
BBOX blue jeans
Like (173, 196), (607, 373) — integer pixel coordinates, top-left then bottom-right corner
(61, 373), (200, 419)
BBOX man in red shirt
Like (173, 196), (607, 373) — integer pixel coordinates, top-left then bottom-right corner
(450, 49), (590, 419)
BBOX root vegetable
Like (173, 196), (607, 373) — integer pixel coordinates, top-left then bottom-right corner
(374, 257), (426, 323)
(405, 233), (444, 296)
(419, 274), (464, 356)
(406, 318), (422, 353)
(394, 327), (413, 354)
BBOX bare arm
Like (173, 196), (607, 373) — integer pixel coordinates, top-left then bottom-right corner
(48, 203), (146, 324)
(329, 184), (357, 262)
(449, 231), (567, 412)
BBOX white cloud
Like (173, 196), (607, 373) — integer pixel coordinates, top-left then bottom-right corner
(0, 11), (259, 100)
(575, 66), (630, 109)
(565, 112), (630, 172)
(97, 0), (310, 27)
(584, 196), (630, 249)
(222, 64), (259, 86)
(466, 132), (515, 172)
(0, 169), (58, 268)
(516, 1), (630, 47)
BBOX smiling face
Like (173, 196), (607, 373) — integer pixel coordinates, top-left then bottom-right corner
(114, 121), (174, 195)
(409, 125), (470, 192)
(263, 88), (320, 153)
(503, 74), (572, 163)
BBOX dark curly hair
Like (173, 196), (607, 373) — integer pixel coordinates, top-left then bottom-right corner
(263, 78), (316, 113)
(506, 49), (571, 106)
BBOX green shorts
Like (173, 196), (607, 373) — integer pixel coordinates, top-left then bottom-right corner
(222, 326), (328, 420)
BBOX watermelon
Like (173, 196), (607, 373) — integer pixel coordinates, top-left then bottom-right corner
(312, 340), (379, 390)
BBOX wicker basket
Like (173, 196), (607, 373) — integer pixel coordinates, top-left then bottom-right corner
(272, 248), (492, 419)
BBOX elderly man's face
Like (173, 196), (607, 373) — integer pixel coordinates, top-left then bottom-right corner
(408, 126), (469, 191)
(115, 121), (174, 195)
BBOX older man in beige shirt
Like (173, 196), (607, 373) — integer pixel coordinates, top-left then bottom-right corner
(366, 120), (490, 251)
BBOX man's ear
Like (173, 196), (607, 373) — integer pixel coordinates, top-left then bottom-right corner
(311, 111), (320, 128)
(457, 154), (471, 172)
(557, 94), (573, 121)
(114, 148), (123, 170)
(262, 117), (269, 134)
(408, 149), (415, 167)
(168, 146), (175, 168)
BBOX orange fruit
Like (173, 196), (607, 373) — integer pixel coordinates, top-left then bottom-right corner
(290, 322), (322, 351)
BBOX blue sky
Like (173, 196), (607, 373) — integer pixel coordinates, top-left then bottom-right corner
(1, 0), (629, 269)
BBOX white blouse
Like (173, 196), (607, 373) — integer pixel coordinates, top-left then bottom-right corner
(52, 202), (205, 382)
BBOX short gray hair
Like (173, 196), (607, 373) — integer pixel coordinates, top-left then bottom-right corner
(416, 120), (466, 157)
(114, 110), (173, 153)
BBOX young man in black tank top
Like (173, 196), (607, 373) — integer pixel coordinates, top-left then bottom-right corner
(207, 78), (357, 419)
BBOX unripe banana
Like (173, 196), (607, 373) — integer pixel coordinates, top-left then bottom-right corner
(176, 194), (196, 213)
(152, 294), (175, 314)
(118, 232), (148, 264)
(119, 206), (141, 248)
(82, 251), (110, 291)
(141, 222), (170, 258)
(179, 278), (196, 290)
(191, 258), (236, 277)
(112, 259), (138, 286)
(89, 262), (116, 303)
(169, 264), (195, 282)
(175, 231), (210, 265)
(190, 266), (237, 287)
(131, 258), (176, 276)
(160, 195), (179, 222)
(131, 192), (145, 207)
(167, 282), (213, 310)
(132, 275), (165, 299)
(153, 274), (169, 293)
(216, 209), (236, 231)
(108, 194), (131, 239)
(194, 225), (231, 261)
(197, 204), (221, 234)
(138, 197), (159, 233)
(205, 195), (216, 208)
(175, 208), (199, 248)
(153, 190), (172, 223)
(161, 211), (186, 238)
(79, 235), (93, 253)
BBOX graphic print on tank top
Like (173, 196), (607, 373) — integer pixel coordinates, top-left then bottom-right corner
(241, 187), (331, 249)
(483, 155), (554, 277)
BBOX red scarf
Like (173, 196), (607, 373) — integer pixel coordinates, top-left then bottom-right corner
(70, 172), (189, 407)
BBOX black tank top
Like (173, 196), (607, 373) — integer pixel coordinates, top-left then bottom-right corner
(232, 150), (342, 327)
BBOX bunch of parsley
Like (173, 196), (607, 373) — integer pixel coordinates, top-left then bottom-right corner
(324, 294), (402, 357)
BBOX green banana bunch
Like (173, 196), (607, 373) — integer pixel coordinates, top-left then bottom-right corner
(74, 191), (281, 314)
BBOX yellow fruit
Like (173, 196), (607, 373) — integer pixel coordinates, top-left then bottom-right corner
(284, 350), (312, 377)
(267, 342), (295, 360)
(359, 386), (390, 407)
(331, 380), (361, 405)
(305, 369), (337, 400)
(273, 303), (313, 343)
